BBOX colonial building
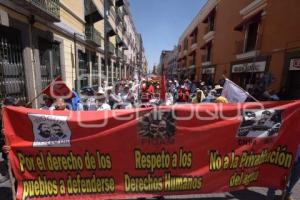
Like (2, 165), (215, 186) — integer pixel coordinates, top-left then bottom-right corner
(0, 0), (147, 107)
(177, 0), (300, 99)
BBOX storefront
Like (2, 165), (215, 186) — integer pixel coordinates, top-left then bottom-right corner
(230, 59), (267, 90)
(201, 66), (215, 85)
(285, 56), (300, 99)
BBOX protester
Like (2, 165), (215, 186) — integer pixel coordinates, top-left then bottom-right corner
(95, 89), (111, 111)
(192, 89), (205, 104)
(66, 90), (84, 111)
(108, 86), (122, 109)
(120, 85), (134, 109)
(0, 97), (19, 200)
(267, 150), (300, 200)
(215, 96), (229, 104)
(40, 95), (54, 110)
(203, 89), (217, 103)
(177, 86), (190, 103)
(214, 85), (223, 97)
(50, 98), (68, 111)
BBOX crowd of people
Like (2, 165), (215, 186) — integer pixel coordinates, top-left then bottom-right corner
(0, 77), (298, 200)
(38, 78), (233, 112)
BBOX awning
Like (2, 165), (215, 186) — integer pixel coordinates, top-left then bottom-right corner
(234, 11), (262, 31)
(202, 8), (216, 23)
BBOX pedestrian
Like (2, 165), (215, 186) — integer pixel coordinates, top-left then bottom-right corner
(214, 85), (223, 97)
(95, 89), (111, 111)
(121, 85), (134, 109)
(50, 98), (68, 111)
(177, 86), (190, 103)
(40, 95), (54, 110)
(215, 96), (229, 104)
(192, 89), (205, 104)
(267, 147), (300, 200)
(203, 89), (217, 103)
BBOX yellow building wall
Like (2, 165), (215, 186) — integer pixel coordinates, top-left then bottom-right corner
(60, 0), (84, 20)
(0, 4), (28, 23)
(60, 6), (85, 35)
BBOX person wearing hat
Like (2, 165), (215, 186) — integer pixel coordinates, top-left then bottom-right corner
(95, 89), (111, 111)
(120, 84), (134, 109)
(192, 89), (206, 104)
(214, 85), (223, 97)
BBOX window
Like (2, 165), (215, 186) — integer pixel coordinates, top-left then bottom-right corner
(39, 39), (61, 89)
(245, 21), (259, 52)
(78, 50), (89, 88)
(91, 54), (98, 86)
(208, 14), (215, 32)
(184, 39), (188, 50)
(206, 42), (212, 62)
(0, 25), (27, 102)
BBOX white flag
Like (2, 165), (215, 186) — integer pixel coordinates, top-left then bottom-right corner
(221, 79), (248, 103)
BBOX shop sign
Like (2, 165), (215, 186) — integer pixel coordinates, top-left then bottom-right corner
(232, 61), (266, 73)
(290, 58), (300, 70)
(202, 67), (215, 74)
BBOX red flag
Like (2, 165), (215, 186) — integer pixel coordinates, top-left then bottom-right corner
(42, 76), (73, 99)
(160, 75), (166, 101)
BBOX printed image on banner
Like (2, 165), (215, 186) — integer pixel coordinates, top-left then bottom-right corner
(237, 109), (283, 138)
(28, 113), (71, 147)
(138, 109), (176, 140)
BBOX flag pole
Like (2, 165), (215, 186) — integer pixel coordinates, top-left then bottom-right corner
(222, 75), (259, 102)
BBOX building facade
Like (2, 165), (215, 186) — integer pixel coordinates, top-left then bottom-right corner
(0, 0), (147, 107)
(177, 0), (300, 99)
(157, 50), (171, 77)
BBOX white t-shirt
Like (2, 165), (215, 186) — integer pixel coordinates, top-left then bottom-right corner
(97, 103), (111, 111)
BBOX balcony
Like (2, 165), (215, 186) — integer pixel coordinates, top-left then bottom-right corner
(85, 24), (102, 47)
(11, 0), (60, 21)
(109, 42), (115, 54)
(85, 0), (103, 23)
(203, 28), (215, 43)
(115, 0), (125, 7)
(116, 8), (125, 22)
(235, 35), (261, 60)
(116, 48), (123, 59)
(116, 36), (124, 47)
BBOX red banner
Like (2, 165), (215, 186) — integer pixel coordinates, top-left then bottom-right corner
(3, 101), (300, 200)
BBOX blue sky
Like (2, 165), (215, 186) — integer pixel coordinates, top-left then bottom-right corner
(129, 0), (207, 72)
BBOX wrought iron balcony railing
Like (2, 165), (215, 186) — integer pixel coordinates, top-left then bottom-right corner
(109, 42), (115, 54)
(12, 0), (60, 21)
(116, 48), (123, 58)
(85, 24), (102, 47)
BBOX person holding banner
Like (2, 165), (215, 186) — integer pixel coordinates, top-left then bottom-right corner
(50, 98), (68, 111)
(267, 147), (300, 200)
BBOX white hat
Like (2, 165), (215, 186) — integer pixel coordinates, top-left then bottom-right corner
(96, 88), (105, 95)
(214, 85), (223, 90)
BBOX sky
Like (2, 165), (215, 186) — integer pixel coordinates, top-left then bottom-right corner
(129, 0), (207, 72)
